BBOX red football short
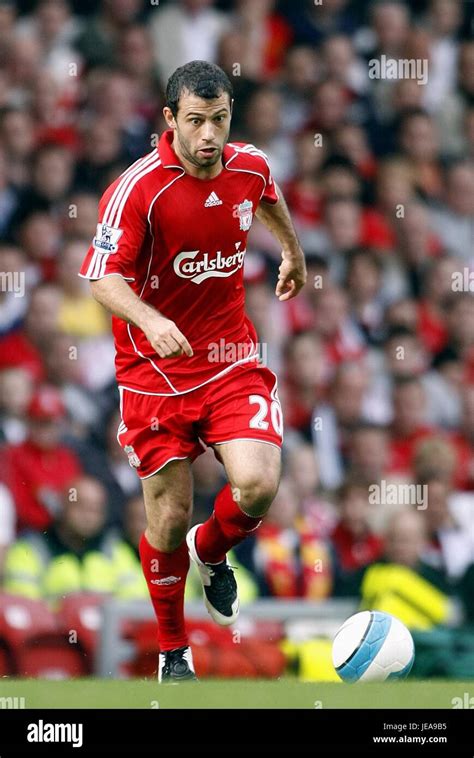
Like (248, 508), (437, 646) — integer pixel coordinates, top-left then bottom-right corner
(117, 362), (283, 479)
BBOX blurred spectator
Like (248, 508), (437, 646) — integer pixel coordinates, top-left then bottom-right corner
(282, 330), (328, 437)
(417, 256), (461, 353)
(4, 384), (82, 531)
(420, 474), (474, 581)
(74, 117), (123, 193)
(363, 1), (411, 122)
(3, 474), (114, 600)
(56, 238), (109, 338)
(283, 131), (326, 229)
(314, 360), (370, 489)
(0, 282), (62, 381)
(108, 493), (148, 599)
(347, 422), (391, 483)
(336, 507), (454, 631)
(423, 347), (463, 430)
(345, 247), (385, 343)
(4, 35), (42, 105)
(312, 284), (366, 365)
(321, 34), (368, 97)
(63, 191), (100, 239)
(422, 0), (462, 114)
(308, 79), (350, 139)
(444, 293), (474, 362)
(0, 107), (35, 188)
(149, 0), (230, 85)
(284, 0), (357, 47)
(241, 87), (294, 183)
(43, 332), (102, 437)
(74, 408), (141, 526)
(75, 0), (144, 69)
(8, 143), (74, 236)
(216, 29), (259, 134)
(397, 108), (443, 200)
(278, 46), (319, 135)
(330, 477), (384, 572)
(286, 443), (336, 536)
(0, 366), (34, 444)
(254, 477), (333, 599)
(429, 160), (474, 263)
(116, 24), (162, 122)
(395, 204), (443, 299)
(232, 0), (293, 82)
(81, 68), (149, 162)
(333, 121), (376, 180)
(436, 40), (474, 156)
(388, 376), (434, 478)
(15, 0), (82, 89)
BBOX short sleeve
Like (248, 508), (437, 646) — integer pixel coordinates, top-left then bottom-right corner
(257, 149), (279, 205)
(79, 176), (147, 281)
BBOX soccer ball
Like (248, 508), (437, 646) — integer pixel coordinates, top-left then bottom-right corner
(332, 610), (415, 683)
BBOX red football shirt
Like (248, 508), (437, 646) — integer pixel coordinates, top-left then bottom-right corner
(79, 130), (279, 394)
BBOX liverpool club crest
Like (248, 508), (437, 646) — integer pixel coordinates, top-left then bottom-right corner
(124, 444), (141, 468)
(236, 199), (253, 231)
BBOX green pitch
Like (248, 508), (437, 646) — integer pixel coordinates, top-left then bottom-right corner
(1, 679), (471, 709)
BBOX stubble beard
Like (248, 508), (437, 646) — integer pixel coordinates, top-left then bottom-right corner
(176, 129), (227, 169)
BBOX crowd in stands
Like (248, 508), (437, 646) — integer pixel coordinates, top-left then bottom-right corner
(0, 0), (473, 640)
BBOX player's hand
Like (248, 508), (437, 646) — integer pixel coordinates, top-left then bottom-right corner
(275, 254), (307, 301)
(143, 314), (193, 358)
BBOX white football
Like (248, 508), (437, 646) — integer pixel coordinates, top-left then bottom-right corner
(332, 610), (415, 682)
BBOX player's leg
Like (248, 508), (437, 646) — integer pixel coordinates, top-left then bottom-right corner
(196, 439), (281, 558)
(139, 459), (196, 682)
(187, 439), (281, 625)
(187, 363), (283, 624)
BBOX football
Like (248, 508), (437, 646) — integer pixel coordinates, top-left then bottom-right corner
(332, 611), (415, 683)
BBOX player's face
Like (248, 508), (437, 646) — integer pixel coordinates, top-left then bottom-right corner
(164, 91), (232, 172)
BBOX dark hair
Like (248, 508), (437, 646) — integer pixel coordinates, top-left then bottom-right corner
(337, 475), (372, 502)
(166, 60), (233, 117)
(345, 246), (383, 273)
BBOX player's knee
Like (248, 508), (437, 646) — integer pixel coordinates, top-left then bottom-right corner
(234, 476), (279, 517)
(146, 500), (191, 552)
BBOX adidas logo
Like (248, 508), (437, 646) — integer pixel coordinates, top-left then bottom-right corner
(204, 192), (223, 207)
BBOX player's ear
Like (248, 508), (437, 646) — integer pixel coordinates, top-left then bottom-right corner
(229, 98), (234, 117)
(163, 106), (176, 129)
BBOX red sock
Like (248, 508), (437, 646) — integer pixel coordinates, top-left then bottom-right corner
(139, 533), (190, 652)
(196, 483), (262, 564)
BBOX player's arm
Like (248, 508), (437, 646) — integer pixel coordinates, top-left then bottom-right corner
(255, 184), (307, 301)
(90, 275), (193, 358)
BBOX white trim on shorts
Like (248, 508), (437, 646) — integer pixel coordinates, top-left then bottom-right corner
(138, 455), (191, 480)
(212, 438), (282, 451)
